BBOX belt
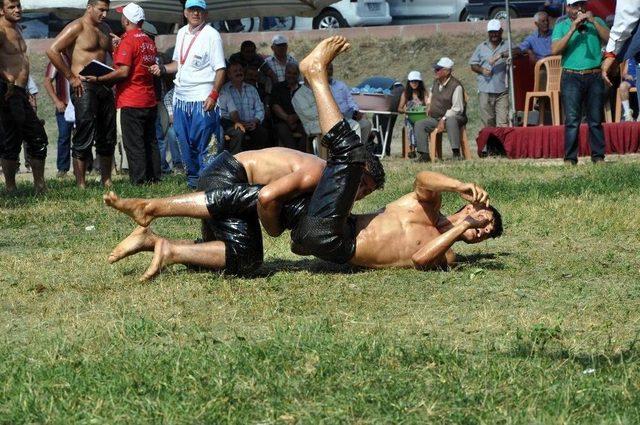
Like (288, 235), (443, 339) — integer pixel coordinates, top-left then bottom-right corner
(563, 68), (601, 75)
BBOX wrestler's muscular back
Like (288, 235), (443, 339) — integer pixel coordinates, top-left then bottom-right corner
(68, 19), (111, 75)
(236, 147), (325, 185)
(351, 194), (444, 269)
(0, 23), (28, 87)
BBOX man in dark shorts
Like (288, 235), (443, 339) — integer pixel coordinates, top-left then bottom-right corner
(47, 0), (117, 188)
(261, 36), (503, 270)
(0, 0), (48, 193)
(103, 145), (383, 280)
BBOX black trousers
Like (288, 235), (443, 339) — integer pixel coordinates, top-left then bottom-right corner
(221, 118), (270, 154)
(120, 107), (161, 184)
(71, 82), (116, 160)
(0, 81), (47, 161)
(290, 119), (365, 264)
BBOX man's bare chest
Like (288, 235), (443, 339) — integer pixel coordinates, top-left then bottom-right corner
(75, 27), (110, 52)
(0, 30), (26, 56)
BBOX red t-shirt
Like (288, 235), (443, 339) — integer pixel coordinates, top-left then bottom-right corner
(114, 28), (157, 109)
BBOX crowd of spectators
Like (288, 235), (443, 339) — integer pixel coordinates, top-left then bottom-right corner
(4, 0), (639, 193)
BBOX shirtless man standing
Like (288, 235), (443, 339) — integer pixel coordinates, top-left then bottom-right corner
(103, 146), (384, 280)
(46, 0), (116, 188)
(269, 36), (503, 270)
(0, 0), (48, 193)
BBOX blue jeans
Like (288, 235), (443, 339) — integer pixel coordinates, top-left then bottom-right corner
(173, 100), (222, 188)
(560, 71), (606, 162)
(156, 115), (182, 173)
(55, 111), (74, 172)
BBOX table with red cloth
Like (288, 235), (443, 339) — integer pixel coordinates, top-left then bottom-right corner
(476, 122), (640, 159)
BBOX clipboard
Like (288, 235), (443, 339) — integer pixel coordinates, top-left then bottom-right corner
(79, 60), (114, 77)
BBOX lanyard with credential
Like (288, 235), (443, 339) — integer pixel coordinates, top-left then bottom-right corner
(179, 23), (206, 65)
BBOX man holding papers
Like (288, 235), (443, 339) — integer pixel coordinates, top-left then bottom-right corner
(149, 0), (226, 189)
(83, 3), (161, 185)
(47, 0), (117, 189)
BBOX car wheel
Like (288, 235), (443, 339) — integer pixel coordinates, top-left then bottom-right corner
(459, 8), (470, 22)
(490, 7), (517, 20)
(313, 9), (349, 29)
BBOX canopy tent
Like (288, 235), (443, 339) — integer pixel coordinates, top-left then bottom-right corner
(21, 0), (336, 23)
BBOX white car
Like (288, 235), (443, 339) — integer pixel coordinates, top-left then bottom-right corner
(388, 0), (470, 24)
(310, 0), (392, 29)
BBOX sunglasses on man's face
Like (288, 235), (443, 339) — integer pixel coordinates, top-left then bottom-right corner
(434, 67), (444, 72)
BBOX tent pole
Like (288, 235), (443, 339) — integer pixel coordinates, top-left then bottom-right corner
(505, 0), (517, 127)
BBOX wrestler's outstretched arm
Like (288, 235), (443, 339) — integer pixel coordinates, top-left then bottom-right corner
(258, 169), (322, 236)
(414, 171), (489, 206)
(411, 210), (492, 269)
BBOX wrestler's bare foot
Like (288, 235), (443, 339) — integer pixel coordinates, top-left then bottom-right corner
(140, 239), (174, 281)
(103, 191), (153, 227)
(108, 226), (157, 264)
(299, 36), (350, 80)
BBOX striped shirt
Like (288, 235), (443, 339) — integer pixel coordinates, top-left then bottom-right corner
(264, 54), (297, 82)
(45, 55), (71, 104)
(219, 81), (264, 123)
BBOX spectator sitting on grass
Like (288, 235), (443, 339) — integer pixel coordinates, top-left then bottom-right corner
(398, 70), (428, 158)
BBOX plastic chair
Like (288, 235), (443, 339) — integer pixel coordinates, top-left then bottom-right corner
(428, 91), (472, 160)
(615, 62), (638, 122)
(523, 55), (562, 127)
(429, 123), (472, 160)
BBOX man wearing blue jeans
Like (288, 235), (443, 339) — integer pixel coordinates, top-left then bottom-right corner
(552, 0), (610, 165)
(44, 59), (74, 177)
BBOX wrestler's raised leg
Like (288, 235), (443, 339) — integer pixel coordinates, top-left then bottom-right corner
(299, 36), (350, 134)
(104, 191), (211, 227)
(140, 239), (226, 281)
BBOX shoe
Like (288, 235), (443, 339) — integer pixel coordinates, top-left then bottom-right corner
(416, 152), (431, 163)
(564, 159), (577, 166)
(452, 149), (462, 160)
(623, 111), (634, 122)
(407, 150), (416, 159)
(56, 170), (68, 178)
(591, 157), (605, 164)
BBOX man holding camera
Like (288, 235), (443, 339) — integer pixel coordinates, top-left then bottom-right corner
(551, 0), (609, 165)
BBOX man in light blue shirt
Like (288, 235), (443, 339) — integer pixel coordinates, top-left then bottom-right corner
(469, 19), (510, 128)
(219, 62), (269, 153)
(328, 63), (372, 143)
(516, 11), (553, 61)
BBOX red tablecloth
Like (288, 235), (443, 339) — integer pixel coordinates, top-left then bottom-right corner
(476, 122), (640, 159)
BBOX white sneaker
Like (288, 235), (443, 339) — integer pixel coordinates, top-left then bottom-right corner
(623, 111), (634, 122)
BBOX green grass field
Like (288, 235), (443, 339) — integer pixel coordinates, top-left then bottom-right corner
(2, 156), (640, 423)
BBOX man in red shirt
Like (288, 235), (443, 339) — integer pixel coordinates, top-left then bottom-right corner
(83, 2), (160, 184)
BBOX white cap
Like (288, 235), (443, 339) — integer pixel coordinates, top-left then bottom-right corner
(487, 19), (502, 32)
(435, 57), (454, 69)
(407, 70), (422, 81)
(272, 34), (288, 45)
(117, 3), (145, 24)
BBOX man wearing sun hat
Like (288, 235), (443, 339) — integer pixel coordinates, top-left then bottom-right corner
(84, 3), (161, 184)
(265, 34), (298, 85)
(414, 57), (467, 161)
(552, 0), (609, 165)
(469, 19), (510, 129)
(149, 0), (226, 188)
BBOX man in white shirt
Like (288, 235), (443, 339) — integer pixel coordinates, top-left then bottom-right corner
(328, 63), (372, 144)
(150, 0), (226, 189)
(602, 1), (640, 89)
(414, 57), (467, 161)
(264, 34), (298, 85)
